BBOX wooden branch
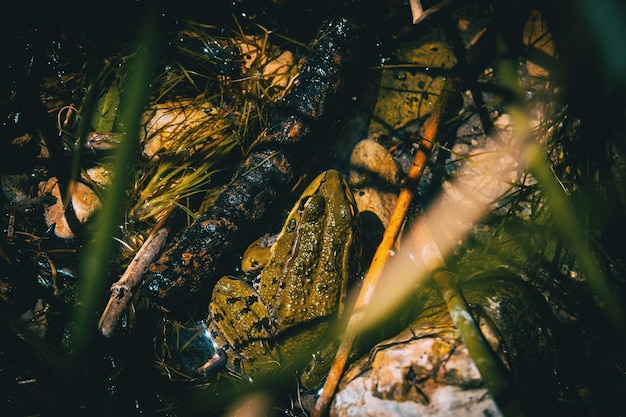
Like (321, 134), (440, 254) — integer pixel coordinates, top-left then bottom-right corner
(409, 0), (424, 24)
(410, 0), (449, 25)
(141, 17), (361, 311)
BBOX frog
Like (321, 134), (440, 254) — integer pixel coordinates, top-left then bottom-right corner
(197, 169), (361, 388)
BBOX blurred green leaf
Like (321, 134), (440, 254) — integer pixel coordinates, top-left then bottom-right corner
(495, 31), (626, 338)
(91, 81), (120, 133)
(578, 0), (626, 83)
(70, 2), (161, 360)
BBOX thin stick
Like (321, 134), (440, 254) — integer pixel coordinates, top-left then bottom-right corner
(98, 205), (180, 337)
(410, 0), (450, 25)
(311, 76), (456, 417)
(409, 0), (425, 24)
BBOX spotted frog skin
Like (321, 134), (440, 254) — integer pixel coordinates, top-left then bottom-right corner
(201, 169), (361, 385)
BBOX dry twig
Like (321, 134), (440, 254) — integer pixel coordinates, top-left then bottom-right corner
(98, 206), (182, 337)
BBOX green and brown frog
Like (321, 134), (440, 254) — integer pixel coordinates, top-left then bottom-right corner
(197, 169), (362, 388)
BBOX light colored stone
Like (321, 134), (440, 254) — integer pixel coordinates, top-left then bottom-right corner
(331, 309), (500, 417)
(348, 138), (400, 227)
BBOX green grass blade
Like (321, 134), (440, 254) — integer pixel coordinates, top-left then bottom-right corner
(495, 35), (626, 337)
(70, 3), (161, 358)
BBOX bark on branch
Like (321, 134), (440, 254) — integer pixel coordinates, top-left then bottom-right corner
(130, 17), (360, 314)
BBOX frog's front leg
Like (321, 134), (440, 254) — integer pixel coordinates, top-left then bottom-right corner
(201, 276), (281, 380)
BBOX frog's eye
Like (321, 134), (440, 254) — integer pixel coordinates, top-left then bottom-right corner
(299, 195), (325, 220)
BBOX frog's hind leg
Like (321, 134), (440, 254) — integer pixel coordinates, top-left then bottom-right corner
(204, 276), (281, 381)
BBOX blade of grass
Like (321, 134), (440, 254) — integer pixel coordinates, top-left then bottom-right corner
(434, 269), (519, 414)
(64, 66), (101, 210)
(411, 219), (523, 417)
(69, 3), (161, 357)
(495, 34), (626, 338)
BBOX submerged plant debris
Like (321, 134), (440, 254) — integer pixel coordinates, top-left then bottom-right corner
(1, 1), (626, 416)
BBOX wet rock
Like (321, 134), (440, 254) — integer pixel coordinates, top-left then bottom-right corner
(349, 138), (400, 231)
(332, 271), (559, 417)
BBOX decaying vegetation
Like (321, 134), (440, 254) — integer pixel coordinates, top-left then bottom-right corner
(2, 1), (626, 416)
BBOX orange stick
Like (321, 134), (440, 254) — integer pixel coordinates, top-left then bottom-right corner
(312, 76), (456, 417)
